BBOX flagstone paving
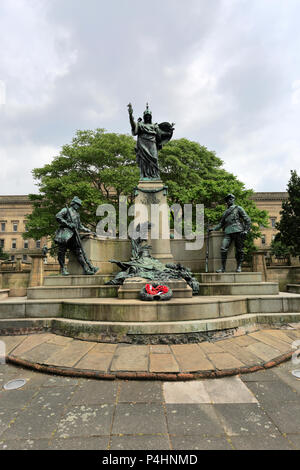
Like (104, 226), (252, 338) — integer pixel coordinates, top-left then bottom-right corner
(0, 323), (299, 379)
(0, 358), (300, 449)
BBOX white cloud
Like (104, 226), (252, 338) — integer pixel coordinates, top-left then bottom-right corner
(0, 0), (77, 110)
(0, 142), (59, 194)
(0, 0), (299, 195)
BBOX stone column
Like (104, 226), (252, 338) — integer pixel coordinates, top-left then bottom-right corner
(16, 255), (23, 272)
(29, 252), (44, 287)
(252, 250), (268, 281)
(134, 180), (174, 264)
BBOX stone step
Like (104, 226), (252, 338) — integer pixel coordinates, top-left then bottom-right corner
(198, 282), (279, 296)
(0, 294), (299, 324)
(43, 274), (114, 287)
(27, 285), (118, 300)
(195, 272), (263, 283)
(117, 278), (193, 299)
(118, 286), (193, 299)
(0, 289), (10, 300)
(1, 312), (300, 339)
(52, 312), (300, 337)
(287, 284), (300, 294)
(0, 299), (62, 319)
(60, 294), (300, 322)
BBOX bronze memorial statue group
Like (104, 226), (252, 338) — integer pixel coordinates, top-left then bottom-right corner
(54, 103), (251, 286)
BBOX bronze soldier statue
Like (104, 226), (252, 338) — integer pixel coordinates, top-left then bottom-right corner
(54, 196), (99, 276)
(208, 194), (251, 273)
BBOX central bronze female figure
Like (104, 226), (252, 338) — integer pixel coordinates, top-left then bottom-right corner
(128, 102), (174, 180)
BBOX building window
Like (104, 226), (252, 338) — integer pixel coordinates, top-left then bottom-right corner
(36, 240), (41, 249)
(0, 239), (4, 248)
(1, 222), (5, 232)
(270, 218), (276, 228)
(13, 223), (18, 232)
(23, 254), (28, 261)
(11, 255), (15, 261)
(24, 240), (29, 249)
(261, 235), (266, 245)
(11, 239), (17, 249)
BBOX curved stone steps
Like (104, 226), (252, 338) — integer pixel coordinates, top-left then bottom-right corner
(1, 312), (300, 339)
(0, 293), (300, 323)
(51, 312), (300, 337)
(60, 293), (299, 322)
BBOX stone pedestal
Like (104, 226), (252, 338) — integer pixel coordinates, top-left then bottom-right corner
(29, 252), (44, 287)
(205, 232), (236, 273)
(134, 180), (174, 264)
(67, 229), (237, 276)
(118, 277), (192, 299)
(68, 235), (131, 275)
(16, 255), (23, 272)
(252, 250), (268, 281)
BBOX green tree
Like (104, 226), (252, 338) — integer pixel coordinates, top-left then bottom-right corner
(275, 170), (300, 257)
(270, 235), (291, 262)
(0, 247), (9, 261)
(159, 139), (269, 259)
(24, 129), (139, 242)
(24, 131), (268, 260)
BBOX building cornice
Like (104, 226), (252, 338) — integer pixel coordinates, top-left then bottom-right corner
(251, 192), (288, 201)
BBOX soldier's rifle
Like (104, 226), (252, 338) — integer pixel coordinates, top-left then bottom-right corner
(66, 205), (95, 272)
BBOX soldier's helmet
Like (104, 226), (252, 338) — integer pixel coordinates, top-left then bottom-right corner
(224, 193), (235, 201)
(70, 196), (83, 207)
(143, 103), (152, 118)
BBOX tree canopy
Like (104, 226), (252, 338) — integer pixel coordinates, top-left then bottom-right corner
(24, 129), (269, 259)
(0, 247), (9, 261)
(275, 170), (300, 257)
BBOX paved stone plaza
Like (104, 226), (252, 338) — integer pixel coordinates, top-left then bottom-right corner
(0, 325), (300, 450)
(0, 359), (300, 450)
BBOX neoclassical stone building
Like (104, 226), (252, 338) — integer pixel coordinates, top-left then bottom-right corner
(250, 192), (288, 254)
(0, 195), (49, 262)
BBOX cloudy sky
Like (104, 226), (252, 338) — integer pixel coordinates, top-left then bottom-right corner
(0, 0), (299, 195)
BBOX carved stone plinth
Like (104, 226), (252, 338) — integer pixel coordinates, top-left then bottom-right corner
(118, 277), (192, 299)
(205, 232), (236, 273)
(134, 179), (174, 264)
(28, 252), (44, 287)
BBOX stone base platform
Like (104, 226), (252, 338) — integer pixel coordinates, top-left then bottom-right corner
(2, 325), (300, 380)
(0, 294), (300, 341)
(287, 284), (300, 294)
(26, 272), (279, 300)
(1, 272), (299, 341)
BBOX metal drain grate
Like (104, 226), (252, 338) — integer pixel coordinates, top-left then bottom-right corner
(3, 379), (27, 390)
